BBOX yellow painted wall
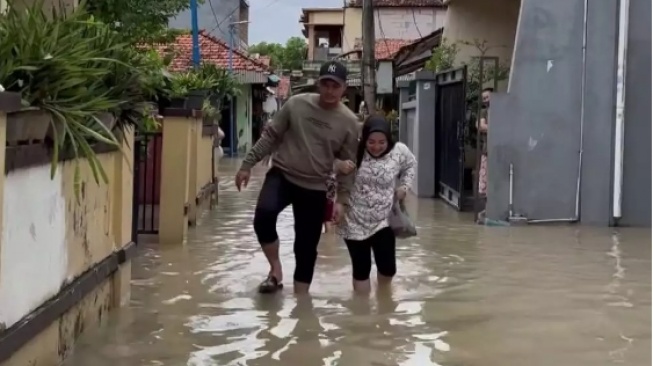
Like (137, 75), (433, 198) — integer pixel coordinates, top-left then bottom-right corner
(309, 10), (344, 25)
(159, 115), (215, 235)
(185, 120), (215, 226)
(0, 113), (134, 366)
(197, 133), (214, 194)
(443, 0), (521, 66)
(344, 7), (363, 53)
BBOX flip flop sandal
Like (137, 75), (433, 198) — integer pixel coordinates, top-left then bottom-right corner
(258, 275), (283, 294)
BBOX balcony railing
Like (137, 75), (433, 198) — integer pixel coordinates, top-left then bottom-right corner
(302, 60), (361, 74)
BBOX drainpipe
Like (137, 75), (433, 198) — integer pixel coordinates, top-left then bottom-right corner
(612, 0), (630, 223)
(509, 0), (589, 224)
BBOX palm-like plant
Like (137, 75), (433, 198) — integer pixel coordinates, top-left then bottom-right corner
(0, 1), (130, 195)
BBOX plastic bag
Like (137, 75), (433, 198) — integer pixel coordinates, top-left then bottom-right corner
(389, 200), (417, 238)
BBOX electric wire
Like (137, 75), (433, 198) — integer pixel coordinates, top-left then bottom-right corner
(376, 6), (391, 59)
(410, 8), (423, 38)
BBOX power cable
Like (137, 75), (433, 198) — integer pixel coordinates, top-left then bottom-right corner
(411, 8), (423, 38)
(376, 8), (391, 59)
(208, 0), (226, 35)
(207, 3), (241, 36)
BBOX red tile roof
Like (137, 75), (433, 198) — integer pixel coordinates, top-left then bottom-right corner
(353, 38), (413, 60)
(375, 39), (413, 59)
(348, 0), (445, 7)
(155, 30), (269, 73)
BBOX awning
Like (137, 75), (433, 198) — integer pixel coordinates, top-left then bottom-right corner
(393, 28), (443, 77)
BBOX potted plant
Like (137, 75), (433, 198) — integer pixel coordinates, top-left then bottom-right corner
(201, 99), (219, 125)
(6, 107), (51, 145)
(0, 2), (128, 197)
(168, 81), (189, 109)
(187, 88), (210, 110)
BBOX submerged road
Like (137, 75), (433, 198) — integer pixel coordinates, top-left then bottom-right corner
(65, 159), (651, 366)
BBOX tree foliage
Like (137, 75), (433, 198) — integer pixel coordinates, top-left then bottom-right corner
(426, 38), (511, 105)
(249, 37), (307, 71)
(84, 0), (195, 44)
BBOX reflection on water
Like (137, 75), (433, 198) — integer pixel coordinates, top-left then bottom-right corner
(65, 160), (651, 366)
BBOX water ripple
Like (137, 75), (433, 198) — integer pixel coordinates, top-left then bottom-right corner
(64, 159), (652, 366)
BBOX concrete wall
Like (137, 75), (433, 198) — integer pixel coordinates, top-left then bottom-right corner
(0, 122), (133, 365)
(186, 121), (216, 226)
(487, 0), (590, 222)
(442, 0), (520, 65)
(486, 0), (651, 226)
(344, 7), (447, 53)
(398, 72), (437, 197)
(158, 113), (216, 243)
(620, 0), (651, 226)
(236, 85), (252, 153)
(310, 10), (344, 25)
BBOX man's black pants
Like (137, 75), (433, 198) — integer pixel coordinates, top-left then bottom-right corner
(253, 168), (327, 284)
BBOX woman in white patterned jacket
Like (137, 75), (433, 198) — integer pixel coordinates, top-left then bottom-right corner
(337, 115), (417, 293)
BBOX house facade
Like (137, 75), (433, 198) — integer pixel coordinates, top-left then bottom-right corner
(442, 0), (650, 226)
(298, 0), (445, 109)
(301, 0), (446, 62)
(158, 31), (270, 155)
(344, 0), (446, 52)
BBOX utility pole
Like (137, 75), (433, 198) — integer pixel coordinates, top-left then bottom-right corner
(228, 18), (236, 156)
(190, 0), (200, 67)
(361, 0), (376, 115)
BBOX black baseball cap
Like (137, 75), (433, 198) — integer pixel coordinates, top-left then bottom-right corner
(318, 61), (348, 86)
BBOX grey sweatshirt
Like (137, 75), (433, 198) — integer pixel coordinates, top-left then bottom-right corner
(240, 93), (359, 204)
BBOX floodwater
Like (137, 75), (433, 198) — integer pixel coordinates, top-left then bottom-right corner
(65, 159), (651, 366)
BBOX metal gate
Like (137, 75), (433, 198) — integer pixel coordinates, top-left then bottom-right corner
(435, 66), (468, 210)
(132, 130), (163, 242)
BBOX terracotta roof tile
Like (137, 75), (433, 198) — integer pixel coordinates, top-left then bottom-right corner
(348, 0), (445, 7)
(354, 38), (413, 59)
(375, 39), (413, 59)
(155, 30), (269, 73)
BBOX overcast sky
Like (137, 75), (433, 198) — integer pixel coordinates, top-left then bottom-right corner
(248, 0), (343, 44)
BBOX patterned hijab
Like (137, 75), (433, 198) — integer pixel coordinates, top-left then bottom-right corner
(356, 115), (396, 168)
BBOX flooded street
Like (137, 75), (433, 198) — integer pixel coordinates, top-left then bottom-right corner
(66, 159), (651, 366)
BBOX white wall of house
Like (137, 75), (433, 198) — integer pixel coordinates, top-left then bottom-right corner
(0, 165), (68, 328)
(344, 7), (447, 52)
(375, 7), (447, 39)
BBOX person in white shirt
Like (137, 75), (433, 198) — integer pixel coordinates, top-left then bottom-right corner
(338, 115), (417, 293)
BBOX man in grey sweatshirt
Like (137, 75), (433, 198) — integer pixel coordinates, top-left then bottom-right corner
(235, 61), (359, 294)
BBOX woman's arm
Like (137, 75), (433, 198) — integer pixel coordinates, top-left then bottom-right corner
(478, 117), (488, 132)
(397, 143), (417, 191)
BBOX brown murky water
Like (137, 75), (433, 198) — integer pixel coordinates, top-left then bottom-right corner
(65, 159), (651, 366)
